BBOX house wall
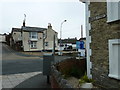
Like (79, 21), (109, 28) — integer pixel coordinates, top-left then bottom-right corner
(89, 2), (120, 88)
(45, 28), (58, 50)
(22, 32), (43, 51)
(0, 35), (6, 43)
(12, 31), (21, 42)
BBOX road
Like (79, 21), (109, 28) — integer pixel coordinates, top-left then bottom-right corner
(2, 43), (43, 75)
(1, 43), (69, 88)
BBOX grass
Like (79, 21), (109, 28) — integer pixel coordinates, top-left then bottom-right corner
(79, 73), (94, 85)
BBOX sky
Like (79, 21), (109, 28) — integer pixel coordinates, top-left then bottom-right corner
(0, 0), (86, 39)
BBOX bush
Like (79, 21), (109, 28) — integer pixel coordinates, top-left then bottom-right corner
(69, 66), (84, 79)
(56, 58), (86, 79)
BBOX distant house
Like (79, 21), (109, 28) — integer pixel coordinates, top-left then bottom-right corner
(0, 34), (6, 43)
(11, 23), (58, 51)
(58, 37), (78, 50)
(81, 0), (120, 88)
(11, 28), (22, 50)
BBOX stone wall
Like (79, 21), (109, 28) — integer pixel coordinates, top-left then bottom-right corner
(50, 58), (86, 88)
(89, 2), (120, 88)
(51, 65), (73, 88)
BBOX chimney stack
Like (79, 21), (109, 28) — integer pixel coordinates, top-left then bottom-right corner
(48, 23), (52, 29)
(23, 20), (25, 27)
(23, 14), (26, 27)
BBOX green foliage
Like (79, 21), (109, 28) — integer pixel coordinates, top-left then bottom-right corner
(79, 73), (94, 85)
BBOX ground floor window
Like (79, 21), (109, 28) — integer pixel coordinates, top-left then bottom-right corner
(108, 39), (120, 80)
(45, 42), (48, 46)
(30, 41), (37, 49)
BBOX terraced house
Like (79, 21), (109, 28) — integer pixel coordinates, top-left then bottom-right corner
(81, 0), (120, 88)
(11, 23), (58, 51)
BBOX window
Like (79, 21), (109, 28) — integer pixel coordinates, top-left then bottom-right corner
(107, 1), (120, 22)
(45, 42), (48, 46)
(108, 39), (120, 80)
(29, 32), (38, 39)
(30, 41), (37, 48)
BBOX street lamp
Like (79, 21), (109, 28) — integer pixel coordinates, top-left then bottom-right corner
(59, 20), (67, 55)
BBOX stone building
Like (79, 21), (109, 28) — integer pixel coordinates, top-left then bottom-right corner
(81, 0), (120, 88)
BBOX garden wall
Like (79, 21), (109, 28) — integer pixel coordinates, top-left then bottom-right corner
(50, 58), (86, 88)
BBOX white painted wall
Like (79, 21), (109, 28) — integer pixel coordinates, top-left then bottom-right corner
(22, 32), (43, 51)
(12, 31), (21, 42)
(0, 35), (6, 42)
(45, 28), (58, 50)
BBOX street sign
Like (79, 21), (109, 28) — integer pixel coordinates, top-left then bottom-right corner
(76, 41), (84, 49)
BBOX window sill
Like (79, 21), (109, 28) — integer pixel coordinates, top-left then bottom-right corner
(108, 74), (120, 80)
(30, 48), (37, 49)
(30, 39), (38, 41)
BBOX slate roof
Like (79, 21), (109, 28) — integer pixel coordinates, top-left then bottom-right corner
(12, 28), (21, 32)
(11, 28), (21, 34)
(21, 26), (47, 32)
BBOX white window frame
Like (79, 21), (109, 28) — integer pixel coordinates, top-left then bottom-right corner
(29, 32), (38, 40)
(107, 0), (120, 22)
(108, 39), (120, 80)
(30, 41), (37, 48)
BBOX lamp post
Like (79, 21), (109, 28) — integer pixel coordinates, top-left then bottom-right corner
(59, 20), (67, 55)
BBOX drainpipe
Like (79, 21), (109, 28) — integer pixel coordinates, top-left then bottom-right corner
(43, 30), (47, 51)
(80, 0), (92, 78)
(52, 34), (55, 55)
(85, 1), (92, 79)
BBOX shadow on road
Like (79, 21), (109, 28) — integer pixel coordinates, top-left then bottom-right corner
(13, 73), (51, 88)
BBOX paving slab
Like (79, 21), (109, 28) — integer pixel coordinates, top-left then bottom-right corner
(1, 71), (51, 89)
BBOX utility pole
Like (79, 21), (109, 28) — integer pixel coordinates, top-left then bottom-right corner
(59, 20), (67, 55)
(81, 25), (83, 38)
(52, 35), (55, 55)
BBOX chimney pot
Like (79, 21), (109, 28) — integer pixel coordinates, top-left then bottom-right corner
(48, 23), (52, 29)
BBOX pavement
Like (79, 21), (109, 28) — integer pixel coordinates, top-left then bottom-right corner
(1, 43), (70, 89)
(2, 71), (51, 88)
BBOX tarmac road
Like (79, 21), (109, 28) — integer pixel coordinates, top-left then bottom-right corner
(2, 43), (43, 75)
(1, 43), (70, 88)
(1, 43), (49, 88)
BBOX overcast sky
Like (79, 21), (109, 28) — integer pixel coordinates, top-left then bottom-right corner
(0, 0), (86, 39)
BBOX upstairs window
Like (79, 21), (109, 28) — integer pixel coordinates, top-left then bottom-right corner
(107, 1), (120, 22)
(29, 32), (38, 39)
